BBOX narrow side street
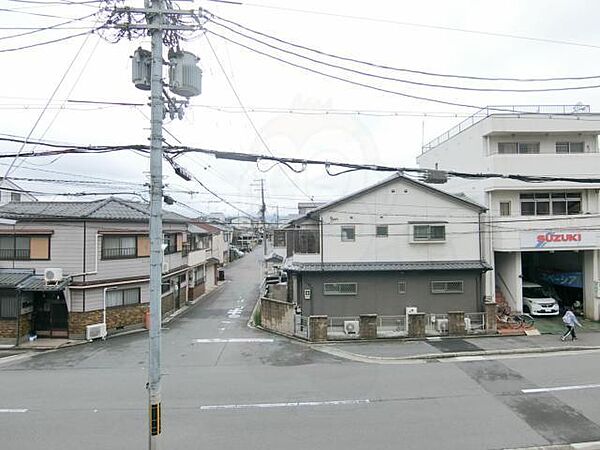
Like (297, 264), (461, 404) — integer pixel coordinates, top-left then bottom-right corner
(2, 249), (600, 450)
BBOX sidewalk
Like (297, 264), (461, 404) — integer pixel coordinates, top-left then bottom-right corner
(311, 331), (600, 363)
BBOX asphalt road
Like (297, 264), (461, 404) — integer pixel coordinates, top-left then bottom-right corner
(2, 249), (600, 450)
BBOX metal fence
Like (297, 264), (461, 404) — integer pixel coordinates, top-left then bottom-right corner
(377, 315), (407, 338)
(465, 312), (486, 334)
(424, 313), (449, 336)
(327, 316), (360, 339)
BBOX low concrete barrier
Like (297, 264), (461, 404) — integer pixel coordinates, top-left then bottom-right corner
(260, 297), (294, 335)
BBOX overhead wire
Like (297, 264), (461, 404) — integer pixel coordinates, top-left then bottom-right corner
(203, 33), (314, 201)
(206, 13), (600, 88)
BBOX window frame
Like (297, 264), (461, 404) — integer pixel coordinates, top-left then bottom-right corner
(105, 287), (141, 308)
(375, 225), (389, 238)
(101, 235), (138, 260)
(556, 141), (584, 154)
(163, 233), (178, 255)
(520, 192), (581, 216)
(323, 282), (358, 296)
(497, 142), (540, 154)
(273, 230), (287, 248)
(0, 234), (50, 261)
(431, 280), (464, 294)
(397, 281), (407, 294)
(341, 225), (356, 242)
(411, 224), (446, 243)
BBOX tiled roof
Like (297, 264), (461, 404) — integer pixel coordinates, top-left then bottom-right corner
(284, 260), (491, 272)
(0, 197), (189, 223)
(17, 275), (70, 292)
(0, 270), (34, 288)
(194, 222), (221, 234)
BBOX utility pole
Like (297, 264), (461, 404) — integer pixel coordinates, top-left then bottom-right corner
(259, 178), (267, 257)
(109, 3), (202, 448)
(147, 0), (164, 448)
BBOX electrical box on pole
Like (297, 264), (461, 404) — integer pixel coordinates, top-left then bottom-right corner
(131, 47), (152, 91)
(168, 49), (202, 98)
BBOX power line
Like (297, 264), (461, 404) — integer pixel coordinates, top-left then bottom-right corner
(204, 29), (542, 112)
(4, 135), (600, 185)
(0, 11), (99, 42)
(205, 1), (600, 51)
(0, 28), (99, 53)
(206, 12), (600, 84)
(204, 33), (314, 201)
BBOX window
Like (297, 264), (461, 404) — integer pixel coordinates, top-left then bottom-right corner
(341, 226), (355, 242)
(194, 266), (205, 284)
(273, 230), (287, 247)
(556, 142), (584, 154)
(102, 235), (137, 259)
(163, 233), (177, 255)
(498, 142), (540, 154)
(0, 235), (50, 260)
(397, 281), (406, 294)
(431, 281), (464, 294)
(294, 230), (319, 254)
(376, 225), (388, 238)
(520, 192), (581, 216)
(10, 192), (21, 202)
(412, 224), (446, 242)
(499, 202), (511, 217)
(323, 282), (358, 296)
(0, 292), (18, 318)
(161, 281), (171, 295)
(106, 287), (141, 307)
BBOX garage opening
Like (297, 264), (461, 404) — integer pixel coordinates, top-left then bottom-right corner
(521, 251), (583, 316)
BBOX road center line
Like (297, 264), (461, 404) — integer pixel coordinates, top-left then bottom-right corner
(0, 409), (28, 413)
(522, 383), (600, 394)
(195, 338), (275, 344)
(200, 399), (370, 411)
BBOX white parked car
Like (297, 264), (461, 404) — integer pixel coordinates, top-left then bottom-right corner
(522, 281), (560, 316)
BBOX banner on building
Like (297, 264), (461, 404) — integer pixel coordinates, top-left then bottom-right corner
(520, 230), (597, 250)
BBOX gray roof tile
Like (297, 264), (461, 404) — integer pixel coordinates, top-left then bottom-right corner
(284, 260), (491, 272)
(0, 197), (189, 223)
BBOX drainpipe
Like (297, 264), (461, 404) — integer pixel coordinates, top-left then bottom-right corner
(15, 290), (21, 347)
(69, 232), (99, 278)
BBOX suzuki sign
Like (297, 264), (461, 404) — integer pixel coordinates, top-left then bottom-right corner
(520, 230), (597, 249)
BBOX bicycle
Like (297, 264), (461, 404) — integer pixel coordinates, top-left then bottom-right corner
(497, 313), (535, 329)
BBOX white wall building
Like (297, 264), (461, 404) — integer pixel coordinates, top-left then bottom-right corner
(417, 105), (600, 320)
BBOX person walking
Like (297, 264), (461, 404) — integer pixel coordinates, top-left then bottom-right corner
(561, 307), (582, 341)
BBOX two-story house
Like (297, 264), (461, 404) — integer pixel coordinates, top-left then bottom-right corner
(281, 173), (489, 319)
(417, 105), (600, 320)
(0, 197), (208, 343)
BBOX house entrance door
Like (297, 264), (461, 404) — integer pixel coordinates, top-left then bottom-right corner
(33, 294), (68, 338)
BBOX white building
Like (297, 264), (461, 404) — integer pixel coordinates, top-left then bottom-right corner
(279, 173), (489, 318)
(417, 105), (600, 320)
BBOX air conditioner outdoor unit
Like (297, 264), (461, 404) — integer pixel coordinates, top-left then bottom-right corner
(44, 268), (63, 284)
(344, 320), (359, 335)
(464, 317), (472, 331)
(86, 323), (107, 341)
(435, 318), (449, 333)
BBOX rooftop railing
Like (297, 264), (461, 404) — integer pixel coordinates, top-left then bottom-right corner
(421, 104), (591, 154)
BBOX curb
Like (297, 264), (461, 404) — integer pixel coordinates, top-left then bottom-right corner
(311, 344), (600, 364)
(504, 440), (600, 449)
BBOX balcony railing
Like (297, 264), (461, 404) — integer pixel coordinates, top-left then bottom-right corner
(102, 247), (136, 259)
(421, 104), (591, 154)
(0, 248), (30, 260)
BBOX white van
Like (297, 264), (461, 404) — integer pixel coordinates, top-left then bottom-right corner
(522, 281), (560, 316)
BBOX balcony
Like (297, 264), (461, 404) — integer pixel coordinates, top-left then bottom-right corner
(489, 152), (600, 180)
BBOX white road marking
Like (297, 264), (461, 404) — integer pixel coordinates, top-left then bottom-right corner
(200, 399), (370, 411)
(195, 338), (275, 344)
(522, 383), (600, 394)
(0, 409), (28, 413)
(227, 307), (244, 318)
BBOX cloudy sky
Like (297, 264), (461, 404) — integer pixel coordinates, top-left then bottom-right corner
(1, 0), (600, 220)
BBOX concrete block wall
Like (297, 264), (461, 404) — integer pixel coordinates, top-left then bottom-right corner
(261, 297), (294, 335)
